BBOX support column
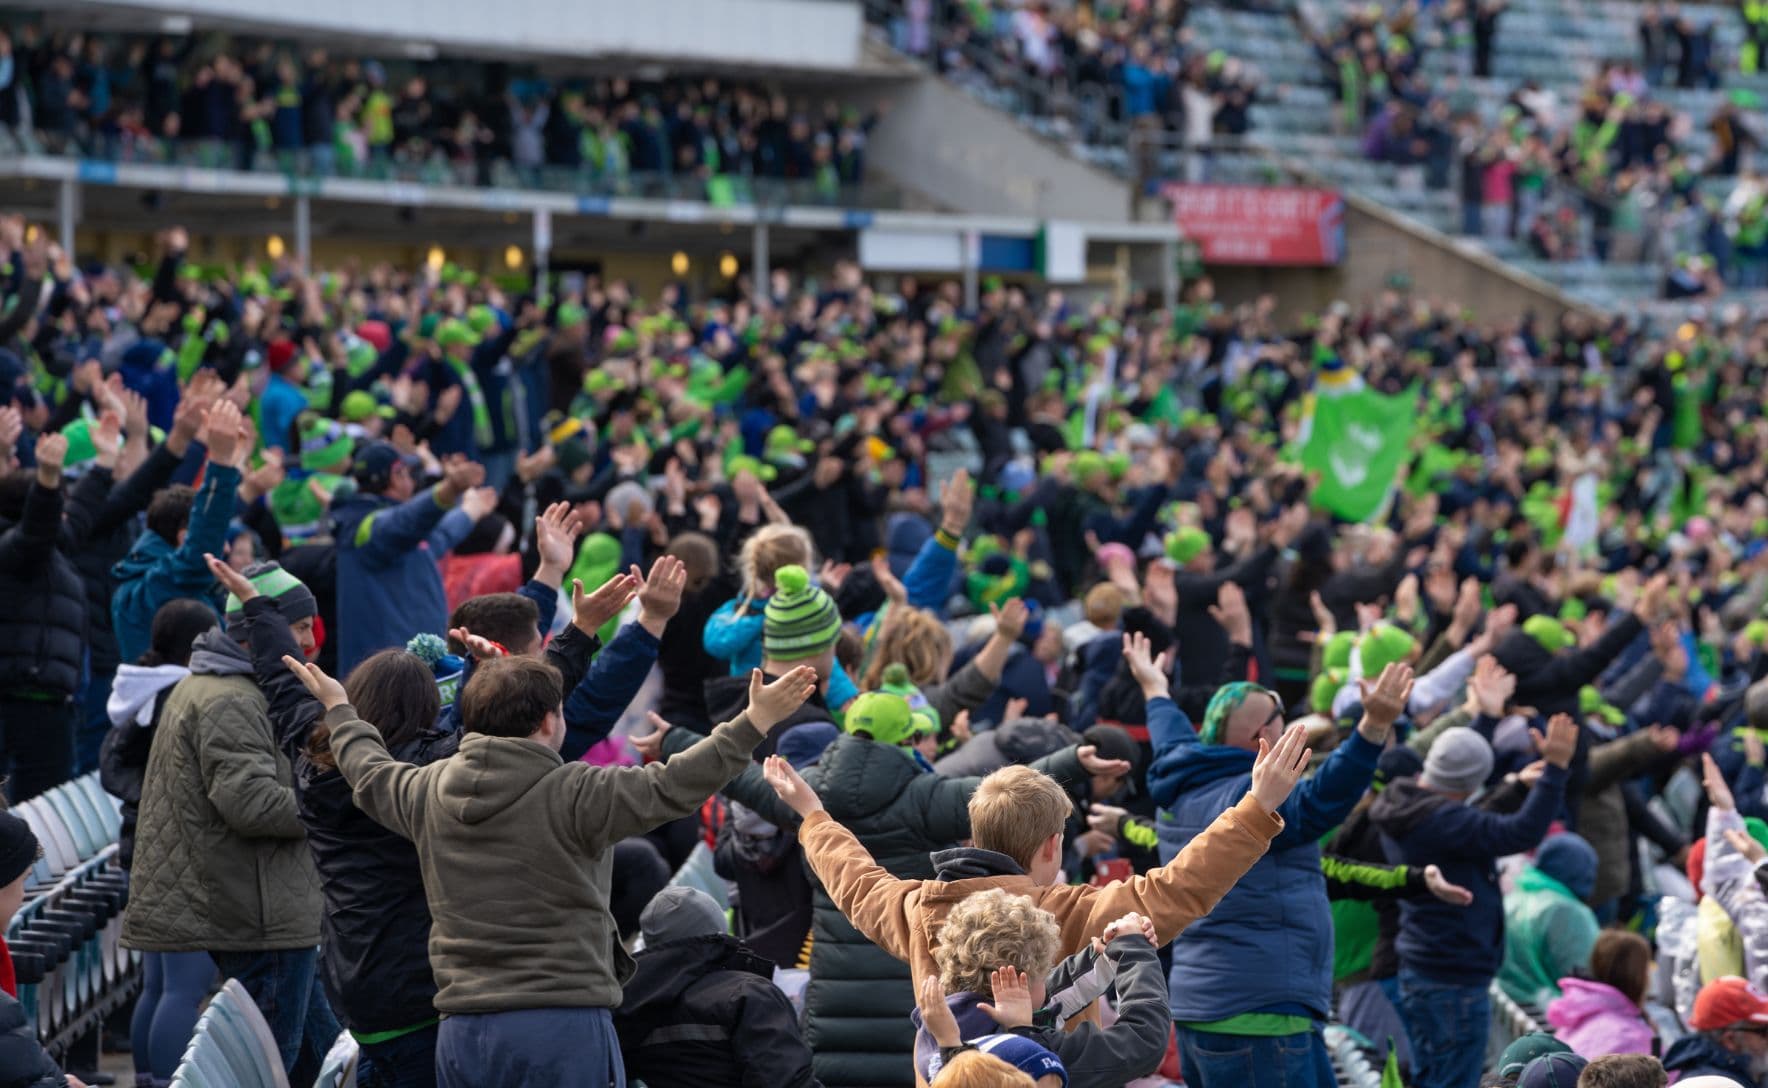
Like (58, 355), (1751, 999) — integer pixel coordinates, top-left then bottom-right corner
(1161, 238), (1179, 312)
(961, 229), (979, 312)
(533, 208), (553, 302)
(751, 221), (770, 292)
(293, 194), (312, 274)
(57, 177), (79, 254)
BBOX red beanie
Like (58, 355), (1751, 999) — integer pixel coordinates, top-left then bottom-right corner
(356, 320), (392, 354)
(267, 339), (297, 374)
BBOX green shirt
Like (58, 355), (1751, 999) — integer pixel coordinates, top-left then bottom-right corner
(1179, 1013), (1315, 1037)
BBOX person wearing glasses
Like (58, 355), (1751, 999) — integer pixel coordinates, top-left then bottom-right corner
(1665, 976), (1768, 1085)
(1141, 608), (1417, 1088)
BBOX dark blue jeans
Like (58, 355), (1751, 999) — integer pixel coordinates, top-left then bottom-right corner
(1175, 1025), (1337, 1088)
(1397, 969), (1491, 1088)
(357, 1022), (440, 1088)
(437, 1006), (623, 1088)
(209, 947), (342, 1086)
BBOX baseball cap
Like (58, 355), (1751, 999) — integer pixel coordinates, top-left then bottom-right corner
(351, 441), (421, 490)
(972, 1035), (1067, 1087)
(1691, 976), (1768, 1031)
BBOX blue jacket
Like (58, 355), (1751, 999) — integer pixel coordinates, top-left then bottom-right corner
(1369, 767), (1569, 986)
(1148, 695), (1382, 1022)
(259, 373), (309, 454)
(332, 486), (464, 674)
(110, 463), (240, 664)
(560, 622), (660, 761)
(119, 341), (181, 433)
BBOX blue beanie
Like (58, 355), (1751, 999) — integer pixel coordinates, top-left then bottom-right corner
(776, 722), (840, 770)
(1533, 833), (1599, 903)
(971, 1035), (1067, 1087)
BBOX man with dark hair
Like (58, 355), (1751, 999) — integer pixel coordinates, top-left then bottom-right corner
(112, 400), (247, 664)
(285, 647), (822, 1088)
(449, 594), (544, 658)
(1576, 1054), (1667, 1088)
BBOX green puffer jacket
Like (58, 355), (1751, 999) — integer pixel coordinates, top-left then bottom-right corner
(122, 632), (319, 952)
(698, 725), (1088, 1088)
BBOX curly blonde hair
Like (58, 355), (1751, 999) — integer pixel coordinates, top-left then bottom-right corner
(934, 889), (1061, 999)
(861, 606), (954, 689)
(738, 524), (815, 602)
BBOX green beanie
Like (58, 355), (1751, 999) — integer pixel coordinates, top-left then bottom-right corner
(466, 304), (499, 336)
(1321, 631), (1358, 672)
(1748, 817), (1768, 854)
(766, 425), (813, 458)
(1310, 669), (1345, 715)
(59, 418), (108, 468)
(1745, 619), (1768, 647)
(340, 390), (394, 424)
(1523, 615), (1577, 654)
(763, 565), (842, 662)
(297, 413), (353, 474)
(1578, 685), (1626, 726)
(726, 454), (777, 483)
(1358, 623), (1418, 679)
(1165, 526), (1211, 566)
(223, 561), (318, 638)
(843, 691), (915, 746)
(557, 303), (588, 328)
(878, 661), (940, 731)
(269, 474), (342, 541)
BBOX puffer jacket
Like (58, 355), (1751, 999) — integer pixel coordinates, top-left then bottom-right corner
(682, 725), (1088, 1088)
(122, 631), (320, 952)
(0, 988), (65, 1088)
(1546, 979), (1656, 1060)
(0, 468), (109, 699)
(1148, 694), (1382, 1023)
(241, 596), (452, 1036)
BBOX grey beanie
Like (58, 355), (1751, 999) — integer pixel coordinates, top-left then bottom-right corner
(1423, 726), (1495, 795)
(639, 886), (727, 947)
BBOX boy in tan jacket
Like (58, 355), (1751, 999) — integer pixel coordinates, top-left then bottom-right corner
(757, 707), (1311, 1041)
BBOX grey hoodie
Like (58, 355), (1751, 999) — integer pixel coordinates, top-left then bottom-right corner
(326, 705), (766, 1014)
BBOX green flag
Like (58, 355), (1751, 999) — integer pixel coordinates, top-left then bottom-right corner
(1381, 1043), (1404, 1088)
(1296, 388), (1416, 522)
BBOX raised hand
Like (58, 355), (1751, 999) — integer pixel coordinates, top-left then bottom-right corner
(940, 467), (975, 537)
(917, 976), (963, 1050)
(1531, 713), (1579, 771)
(1087, 803), (1128, 836)
(92, 411), (122, 470)
(1466, 655), (1515, 719)
(870, 553), (909, 606)
(950, 709), (973, 745)
(635, 555), (688, 634)
(1077, 745), (1133, 779)
(239, 448), (286, 503)
(281, 654), (349, 710)
(1122, 631), (1172, 699)
(204, 553), (256, 600)
(629, 711), (672, 762)
(1308, 590), (1336, 640)
(819, 560), (851, 595)
(1356, 662), (1415, 741)
(1249, 722), (1312, 815)
(203, 398), (243, 466)
(458, 485), (498, 522)
(1423, 864), (1474, 906)
(1208, 581), (1254, 646)
(532, 502), (581, 587)
(1003, 696), (1030, 723)
(571, 571), (639, 635)
(990, 597), (1028, 644)
(747, 666), (820, 735)
(763, 754), (824, 817)
(1704, 752), (1737, 811)
(34, 432), (68, 488)
(975, 966), (1035, 1029)
(448, 626), (508, 661)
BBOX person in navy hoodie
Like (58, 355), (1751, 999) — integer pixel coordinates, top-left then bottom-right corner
(1370, 714), (1576, 1088)
(1147, 620), (1415, 1088)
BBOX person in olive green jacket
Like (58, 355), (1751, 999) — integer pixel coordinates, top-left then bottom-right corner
(283, 646), (821, 1088)
(121, 567), (335, 1082)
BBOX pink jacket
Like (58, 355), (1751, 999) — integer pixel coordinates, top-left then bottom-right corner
(1546, 978), (1657, 1059)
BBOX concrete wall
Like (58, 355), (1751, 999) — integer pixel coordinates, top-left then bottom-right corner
(843, 77), (1138, 221)
(49, 0), (864, 71)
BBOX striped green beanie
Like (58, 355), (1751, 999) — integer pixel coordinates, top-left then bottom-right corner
(1201, 681), (1263, 745)
(764, 565), (842, 662)
(223, 561), (318, 638)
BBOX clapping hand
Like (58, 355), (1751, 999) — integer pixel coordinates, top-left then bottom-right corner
(635, 555), (688, 634)
(1356, 662), (1415, 741)
(571, 570), (640, 636)
(1465, 655), (1515, 719)
(532, 502), (582, 588)
(976, 966), (1035, 1029)
(282, 655), (349, 711)
(762, 754), (824, 817)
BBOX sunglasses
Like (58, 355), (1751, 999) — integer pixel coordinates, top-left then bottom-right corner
(1252, 687), (1286, 734)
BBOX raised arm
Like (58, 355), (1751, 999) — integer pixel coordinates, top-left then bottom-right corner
(0, 437), (65, 574)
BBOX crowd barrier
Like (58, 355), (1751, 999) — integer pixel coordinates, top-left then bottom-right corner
(6, 773), (138, 1064)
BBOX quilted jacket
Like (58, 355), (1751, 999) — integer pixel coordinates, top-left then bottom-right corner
(122, 630), (320, 952)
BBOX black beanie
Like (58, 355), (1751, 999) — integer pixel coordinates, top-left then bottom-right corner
(0, 812), (40, 887)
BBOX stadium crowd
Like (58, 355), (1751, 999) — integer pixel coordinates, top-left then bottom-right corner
(0, 22), (878, 199)
(2, 208), (1768, 1088)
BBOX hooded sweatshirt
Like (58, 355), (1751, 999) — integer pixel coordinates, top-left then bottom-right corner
(99, 663), (192, 868)
(1545, 978), (1656, 1060)
(325, 704), (766, 1014)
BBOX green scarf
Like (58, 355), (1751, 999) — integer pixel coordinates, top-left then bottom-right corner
(444, 355), (495, 449)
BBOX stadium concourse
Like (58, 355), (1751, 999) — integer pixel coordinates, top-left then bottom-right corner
(8, 8), (1768, 1088)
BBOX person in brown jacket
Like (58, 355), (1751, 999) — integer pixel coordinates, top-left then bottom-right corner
(753, 718), (1311, 1074)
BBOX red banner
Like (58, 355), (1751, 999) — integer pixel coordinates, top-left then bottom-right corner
(1163, 184), (1345, 266)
